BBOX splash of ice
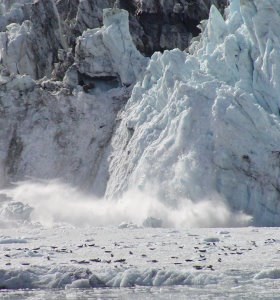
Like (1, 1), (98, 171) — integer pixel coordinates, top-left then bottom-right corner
(0, 180), (251, 228)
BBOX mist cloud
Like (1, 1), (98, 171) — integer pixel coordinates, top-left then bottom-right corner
(0, 180), (252, 228)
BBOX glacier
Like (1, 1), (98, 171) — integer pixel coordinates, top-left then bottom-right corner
(2, 0), (280, 297)
(0, 0), (280, 227)
(106, 0), (280, 226)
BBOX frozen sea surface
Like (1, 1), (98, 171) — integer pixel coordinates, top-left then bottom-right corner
(0, 226), (280, 299)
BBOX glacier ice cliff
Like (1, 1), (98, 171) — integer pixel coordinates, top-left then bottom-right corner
(75, 8), (148, 86)
(0, 0), (227, 64)
(1, 0), (280, 226)
(0, 0), (66, 79)
(105, 0), (280, 226)
(0, 7), (139, 198)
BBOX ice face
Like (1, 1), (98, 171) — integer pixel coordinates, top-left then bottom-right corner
(105, 0), (280, 226)
(0, 0), (66, 79)
(75, 8), (148, 85)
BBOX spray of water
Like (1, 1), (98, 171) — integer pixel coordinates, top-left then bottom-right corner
(0, 180), (252, 228)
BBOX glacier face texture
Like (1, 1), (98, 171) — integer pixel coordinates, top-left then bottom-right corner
(0, 0), (220, 198)
(0, 0), (226, 77)
(1, 0), (280, 226)
(0, 0), (66, 79)
(105, 0), (280, 226)
(0, 7), (138, 197)
(0, 0), (226, 81)
(75, 8), (148, 86)
(116, 0), (228, 55)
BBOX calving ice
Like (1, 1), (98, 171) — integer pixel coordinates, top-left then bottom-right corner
(106, 0), (280, 226)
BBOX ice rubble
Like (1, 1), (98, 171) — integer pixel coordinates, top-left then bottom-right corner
(0, 266), (219, 289)
(106, 0), (280, 226)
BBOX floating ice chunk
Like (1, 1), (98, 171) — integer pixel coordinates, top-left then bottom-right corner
(89, 274), (106, 288)
(204, 237), (220, 243)
(118, 222), (139, 229)
(254, 268), (280, 280)
(218, 231), (230, 235)
(103, 268), (218, 288)
(0, 237), (27, 244)
(142, 217), (163, 228)
(66, 279), (91, 289)
(0, 201), (33, 222)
